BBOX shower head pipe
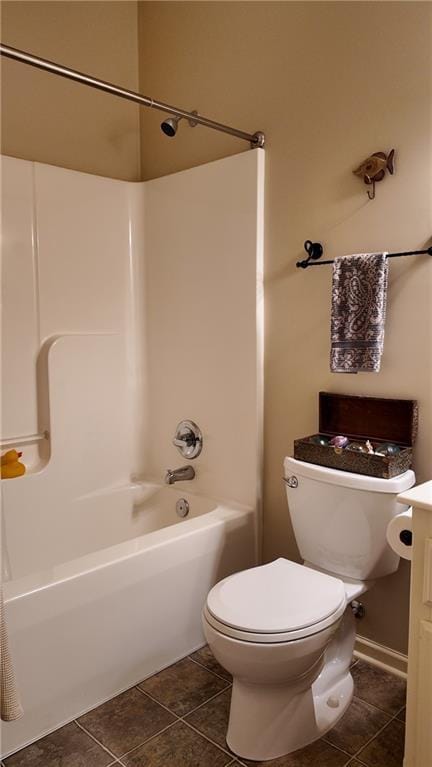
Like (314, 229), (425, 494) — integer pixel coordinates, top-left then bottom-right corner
(0, 43), (265, 149)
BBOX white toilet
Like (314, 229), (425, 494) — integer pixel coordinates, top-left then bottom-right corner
(202, 456), (415, 761)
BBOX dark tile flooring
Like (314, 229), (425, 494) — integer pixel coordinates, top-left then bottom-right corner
(3, 649), (406, 767)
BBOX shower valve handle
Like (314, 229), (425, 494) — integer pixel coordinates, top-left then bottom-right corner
(173, 433), (195, 448)
(172, 420), (203, 459)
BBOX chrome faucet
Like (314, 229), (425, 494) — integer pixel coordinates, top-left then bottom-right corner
(165, 465), (195, 485)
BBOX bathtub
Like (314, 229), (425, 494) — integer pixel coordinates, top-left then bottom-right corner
(1, 483), (257, 757)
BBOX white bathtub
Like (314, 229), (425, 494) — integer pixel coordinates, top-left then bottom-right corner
(1, 483), (257, 757)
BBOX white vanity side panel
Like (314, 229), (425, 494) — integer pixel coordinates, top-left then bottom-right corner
(423, 539), (432, 607)
(1, 157), (39, 439)
(415, 620), (432, 767)
(402, 499), (432, 767)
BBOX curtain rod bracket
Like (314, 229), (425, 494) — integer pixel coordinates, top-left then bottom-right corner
(251, 132), (265, 149)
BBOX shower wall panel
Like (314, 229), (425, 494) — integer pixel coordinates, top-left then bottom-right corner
(144, 150), (264, 508)
(1, 157), (146, 578)
(1, 150), (263, 578)
(1, 158), (39, 441)
(34, 163), (133, 342)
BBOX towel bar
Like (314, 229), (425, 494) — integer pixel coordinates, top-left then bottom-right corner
(297, 241), (432, 269)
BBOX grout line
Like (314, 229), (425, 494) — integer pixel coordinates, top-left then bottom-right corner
(129, 697), (243, 766)
(181, 718), (238, 762)
(320, 740), (355, 760)
(348, 692), (406, 719)
(74, 719), (119, 762)
(395, 704), (406, 721)
(321, 693), (407, 765)
(331, 691), (403, 721)
(136, 679), (231, 718)
(346, 758), (368, 767)
(115, 720), (178, 762)
(321, 694), (393, 756)
(182, 684), (232, 717)
(134, 684), (183, 716)
(188, 654), (233, 683)
(348, 708), (405, 764)
(124, 692), (239, 763)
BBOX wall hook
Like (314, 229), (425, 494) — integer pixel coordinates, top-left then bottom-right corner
(353, 149), (395, 200)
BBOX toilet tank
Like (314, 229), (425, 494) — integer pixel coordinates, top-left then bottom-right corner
(284, 457), (415, 580)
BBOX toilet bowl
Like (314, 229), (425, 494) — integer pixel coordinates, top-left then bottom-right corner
(202, 558), (361, 761)
(202, 458), (415, 761)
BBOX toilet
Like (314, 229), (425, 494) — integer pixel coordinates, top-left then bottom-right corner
(202, 456), (415, 761)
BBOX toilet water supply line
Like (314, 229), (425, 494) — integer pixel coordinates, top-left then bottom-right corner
(0, 43), (265, 149)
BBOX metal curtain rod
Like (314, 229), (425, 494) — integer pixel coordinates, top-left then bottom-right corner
(0, 43), (265, 149)
(296, 240), (432, 269)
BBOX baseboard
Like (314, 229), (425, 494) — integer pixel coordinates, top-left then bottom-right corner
(354, 634), (408, 678)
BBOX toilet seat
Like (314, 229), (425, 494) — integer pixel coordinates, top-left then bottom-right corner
(204, 558), (347, 644)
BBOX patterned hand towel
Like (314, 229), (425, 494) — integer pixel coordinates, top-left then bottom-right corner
(1, 587), (23, 721)
(330, 253), (388, 373)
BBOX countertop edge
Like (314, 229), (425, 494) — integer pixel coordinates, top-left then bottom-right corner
(398, 480), (432, 512)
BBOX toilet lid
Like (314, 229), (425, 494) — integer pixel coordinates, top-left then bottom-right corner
(206, 559), (346, 635)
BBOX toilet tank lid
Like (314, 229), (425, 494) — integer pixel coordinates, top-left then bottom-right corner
(284, 457), (415, 494)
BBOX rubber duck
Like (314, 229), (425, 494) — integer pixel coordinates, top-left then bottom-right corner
(1, 449), (26, 479)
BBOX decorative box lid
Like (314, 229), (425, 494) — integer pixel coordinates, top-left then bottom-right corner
(318, 392), (418, 447)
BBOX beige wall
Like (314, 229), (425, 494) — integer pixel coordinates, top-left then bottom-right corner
(137, 1), (432, 654)
(1, 1), (141, 180)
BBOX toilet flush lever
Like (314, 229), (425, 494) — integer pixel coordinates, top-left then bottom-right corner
(283, 476), (298, 489)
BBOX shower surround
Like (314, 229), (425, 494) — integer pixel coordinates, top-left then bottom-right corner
(0, 150), (264, 756)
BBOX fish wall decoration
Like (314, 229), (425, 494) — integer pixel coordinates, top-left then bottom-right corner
(353, 149), (395, 199)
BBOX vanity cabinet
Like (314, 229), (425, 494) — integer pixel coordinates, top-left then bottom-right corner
(397, 481), (432, 767)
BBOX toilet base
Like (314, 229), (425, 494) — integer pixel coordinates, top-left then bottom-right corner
(227, 670), (353, 761)
(225, 606), (356, 761)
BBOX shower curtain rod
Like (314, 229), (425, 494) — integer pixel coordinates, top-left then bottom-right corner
(0, 43), (265, 149)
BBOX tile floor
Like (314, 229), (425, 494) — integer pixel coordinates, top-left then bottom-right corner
(3, 648), (406, 767)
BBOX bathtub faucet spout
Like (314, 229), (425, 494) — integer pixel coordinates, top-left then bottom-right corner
(165, 465), (195, 485)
